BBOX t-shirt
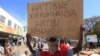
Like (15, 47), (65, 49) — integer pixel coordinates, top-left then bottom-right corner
(40, 48), (73, 56)
(68, 48), (73, 56)
(59, 44), (69, 51)
(40, 50), (68, 56)
(0, 46), (4, 54)
(30, 48), (73, 56)
(21, 54), (27, 56)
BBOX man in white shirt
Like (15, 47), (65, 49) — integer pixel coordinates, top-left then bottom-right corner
(0, 44), (4, 55)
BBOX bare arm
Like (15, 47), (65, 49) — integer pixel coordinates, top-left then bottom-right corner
(26, 33), (34, 53)
(72, 25), (84, 54)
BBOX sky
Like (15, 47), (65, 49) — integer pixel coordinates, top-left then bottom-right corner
(0, 0), (100, 25)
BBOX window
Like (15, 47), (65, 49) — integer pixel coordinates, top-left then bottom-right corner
(14, 24), (17, 29)
(18, 27), (21, 31)
(23, 26), (27, 32)
(15, 25), (18, 30)
(16, 25), (18, 29)
(18, 26), (21, 31)
(18, 26), (19, 30)
(0, 15), (6, 23)
(20, 27), (22, 31)
(8, 20), (12, 27)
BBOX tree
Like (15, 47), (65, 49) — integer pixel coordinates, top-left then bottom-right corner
(84, 16), (100, 34)
(93, 21), (100, 38)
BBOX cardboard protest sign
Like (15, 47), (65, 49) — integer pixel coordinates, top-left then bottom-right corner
(28, 0), (83, 39)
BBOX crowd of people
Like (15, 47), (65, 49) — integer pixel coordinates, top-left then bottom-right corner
(0, 37), (25, 56)
(83, 42), (97, 51)
(0, 25), (85, 56)
(25, 25), (84, 56)
(0, 39), (13, 56)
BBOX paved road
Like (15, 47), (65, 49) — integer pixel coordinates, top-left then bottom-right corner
(13, 45), (31, 56)
(13, 45), (100, 56)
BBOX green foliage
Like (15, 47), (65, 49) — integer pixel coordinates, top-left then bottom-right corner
(93, 21), (100, 38)
(84, 16), (100, 38)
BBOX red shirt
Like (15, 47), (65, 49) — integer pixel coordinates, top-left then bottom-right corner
(40, 43), (69, 56)
(40, 50), (68, 56)
(59, 43), (69, 51)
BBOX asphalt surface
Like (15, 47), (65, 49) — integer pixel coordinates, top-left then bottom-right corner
(12, 45), (100, 56)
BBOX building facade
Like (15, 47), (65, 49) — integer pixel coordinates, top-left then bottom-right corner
(0, 7), (23, 38)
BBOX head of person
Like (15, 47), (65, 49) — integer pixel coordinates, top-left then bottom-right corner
(26, 33), (31, 38)
(60, 39), (65, 44)
(25, 51), (28, 55)
(47, 36), (59, 53)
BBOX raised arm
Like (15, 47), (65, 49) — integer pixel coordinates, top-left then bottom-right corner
(26, 33), (34, 53)
(72, 25), (85, 54)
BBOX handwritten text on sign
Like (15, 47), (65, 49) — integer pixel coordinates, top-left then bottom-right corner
(28, 0), (83, 39)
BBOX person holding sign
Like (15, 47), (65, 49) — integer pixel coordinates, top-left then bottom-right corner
(26, 25), (85, 56)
